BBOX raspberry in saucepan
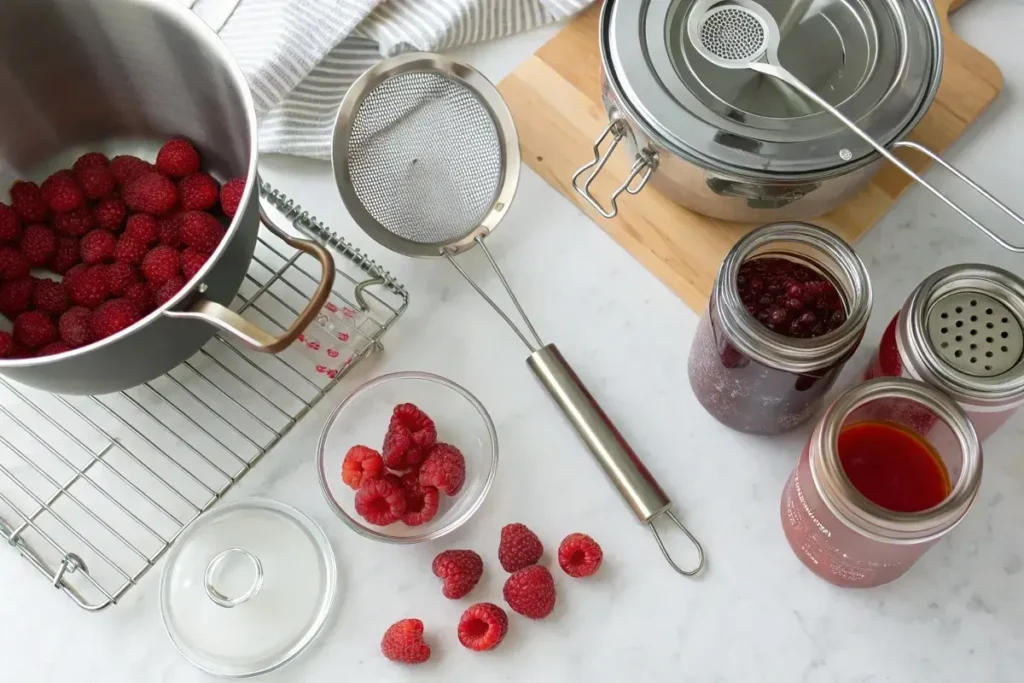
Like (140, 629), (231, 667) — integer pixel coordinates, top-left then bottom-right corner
(0, 278), (35, 318)
(503, 565), (556, 619)
(13, 311), (57, 349)
(77, 165), (116, 200)
(220, 177), (246, 218)
(123, 282), (154, 313)
(141, 245), (181, 283)
(0, 331), (13, 358)
(67, 265), (110, 309)
(178, 211), (225, 252)
(80, 230), (116, 264)
(114, 236), (149, 266)
(354, 476), (407, 526)
(557, 533), (603, 578)
(72, 152), (108, 174)
(0, 247), (30, 281)
(0, 203), (20, 244)
(58, 307), (93, 347)
(153, 276), (185, 307)
(9, 181), (48, 222)
(418, 442), (465, 496)
(178, 172), (220, 211)
(391, 403), (437, 448)
(33, 279), (69, 316)
(382, 422), (422, 470)
(41, 171), (85, 214)
(124, 172), (177, 215)
(181, 248), (210, 281)
(432, 549), (483, 599)
(19, 223), (56, 267)
(109, 155), (155, 188)
(380, 619), (431, 665)
(93, 197), (127, 232)
(156, 138), (201, 178)
(105, 262), (138, 297)
(123, 214), (159, 246)
(341, 445), (384, 490)
(50, 236), (81, 274)
(90, 298), (140, 340)
(36, 341), (73, 357)
(53, 207), (96, 237)
(457, 603), (508, 652)
(158, 214), (183, 248)
(400, 471), (440, 527)
(498, 522), (543, 573)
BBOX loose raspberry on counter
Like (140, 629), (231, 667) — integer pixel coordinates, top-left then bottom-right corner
(153, 276), (185, 307)
(36, 341), (72, 357)
(93, 197), (127, 232)
(354, 475), (407, 526)
(220, 177), (246, 218)
(400, 471), (440, 527)
(141, 245), (181, 283)
(41, 171), (85, 214)
(391, 403), (438, 448)
(557, 533), (603, 578)
(72, 152), (109, 174)
(0, 278), (35, 318)
(382, 422), (422, 470)
(181, 248), (210, 281)
(0, 247), (30, 281)
(13, 311), (57, 349)
(77, 165), (116, 200)
(67, 265), (110, 309)
(33, 279), (69, 316)
(498, 522), (543, 573)
(90, 298), (140, 340)
(178, 172), (220, 211)
(123, 282), (154, 313)
(380, 619), (431, 664)
(178, 211), (225, 252)
(105, 262), (138, 297)
(503, 565), (556, 619)
(114, 236), (149, 266)
(19, 223), (56, 267)
(0, 203), (20, 244)
(432, 549), (483, 599)
(341, 445), (384, 490)
(80, 230), (116, 264)
(10, 181), (48, 222)
(53, 207), (96, 237)
(457, 603), (508, 652)
(58, 307), (93, 347)
(0, 331), (13, 358)
(418, 443), (465, 496)
(50, 236), (81, 274)
(109, 155), (155, 188)
(156, 138), (201, 178)
(124, 172), (177, 215)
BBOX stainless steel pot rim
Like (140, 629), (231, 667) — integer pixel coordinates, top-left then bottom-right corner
(601, 0), (943, 177)
(0, 0), (259, 371)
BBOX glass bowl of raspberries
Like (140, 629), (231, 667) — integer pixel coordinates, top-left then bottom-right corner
(317, 371), (498, 543)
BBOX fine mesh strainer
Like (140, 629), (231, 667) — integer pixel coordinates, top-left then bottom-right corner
(332, 53), (704, 576)
(687, 0), (1024, 252)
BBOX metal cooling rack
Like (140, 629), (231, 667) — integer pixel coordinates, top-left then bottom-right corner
(0, 179), (409, 610)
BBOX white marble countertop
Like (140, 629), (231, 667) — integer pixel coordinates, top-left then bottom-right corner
(3, 2), (1024, 681)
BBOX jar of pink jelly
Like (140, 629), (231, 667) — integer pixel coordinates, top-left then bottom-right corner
(865, 264), (1024, 440)
(781, 378), (982, 588)
(688, 222), (872, 434)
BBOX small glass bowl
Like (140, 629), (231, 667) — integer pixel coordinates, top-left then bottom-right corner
(317, 371), (498, 543)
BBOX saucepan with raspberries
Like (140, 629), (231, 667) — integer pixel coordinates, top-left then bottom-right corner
(0, 0), (334, 394)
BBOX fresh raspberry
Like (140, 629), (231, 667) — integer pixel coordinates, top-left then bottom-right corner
(153, 276), (185, 307)
(93, 197), (127, 232)
(58, 307), (93, 347)
(401, 471), (440, 527)
(382, 423), (423, 470)
(0, 278), (35, 317)
(220, 177), (246, 218)
(156, 138), (201, 178)
(114, 236), (149, 266)
(5, 342), (31, 359)
(33, 279), (69, 316)
(19, 223), (56, 267)
(0, 331), (12, 358)
(502, 565), (556, 619)
(391, 403), (437, 448)
(80, 229), (116, 264)
(341, 445), (384, 490)
(558, 533), (603, 578)
(123, 214), (158, 245)
(9, 181), (48, 222)
(457, 603), (508, 652)
(41, 171), (85, 213)
(13, 311), (57, 349)
(50, 236), (81, 274)
(105, 262), (138, 297)
(62, 264), (89, 289)
(498, 523), (543, 573)
(36, 341), (73, 357)
(141, 245), (180, 283)
(432, 549), (483, 599)
(109, 155), (155, 188)
(76, 165), (116, 200)
(53, 207), (96, 237)
(178, 173), (220, 211)
(0, 247), (30, 281)
(0, 203), (20, 244)
(90, 298), (140, 340)
(181, 248), (210, 281)
(72, 152), (109, 174)
(418, 443), (466, 496)
(380, 619), (431, 665)
(354, 476), (407, 526)
(123, 282), (153, 313)
(66, 265), (109, 309)
(178, 211), (226, 252)
(124, 172), (177, 215)
(158, 214), (183, 248)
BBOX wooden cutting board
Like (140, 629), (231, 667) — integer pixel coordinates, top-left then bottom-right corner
(498, 0), (1003, 312)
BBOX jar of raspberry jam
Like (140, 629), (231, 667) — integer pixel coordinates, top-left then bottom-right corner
(781, 378), (982, 588)
(688, 222), (872, 434)
(865, 264), (1024, 441)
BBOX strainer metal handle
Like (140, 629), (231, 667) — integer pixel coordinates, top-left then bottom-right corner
(572, 120), (658, 219)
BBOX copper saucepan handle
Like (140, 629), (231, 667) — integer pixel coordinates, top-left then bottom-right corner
(165, 203), (336, 353)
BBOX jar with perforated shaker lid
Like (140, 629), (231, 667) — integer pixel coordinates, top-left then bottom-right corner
(865, 264), (1024, 441)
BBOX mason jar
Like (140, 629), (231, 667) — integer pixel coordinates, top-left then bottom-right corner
(781, 378), (982, 588)
(865, 264), (1024, 441)
(688, 222), (872, 434)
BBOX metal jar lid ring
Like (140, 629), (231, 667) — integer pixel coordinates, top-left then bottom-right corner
(204, 548), (264, 608)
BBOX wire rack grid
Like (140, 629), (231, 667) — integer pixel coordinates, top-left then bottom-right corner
(0, 179), (408, 610)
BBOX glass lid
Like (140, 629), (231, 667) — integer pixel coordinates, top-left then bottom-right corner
(159, 498), (337, 678)
(604, 0), (943, 176)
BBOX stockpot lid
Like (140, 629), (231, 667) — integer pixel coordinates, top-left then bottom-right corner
(603, 0), (943, 177)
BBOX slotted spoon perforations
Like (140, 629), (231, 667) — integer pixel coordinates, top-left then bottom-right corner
(926, 291), (1024, 377)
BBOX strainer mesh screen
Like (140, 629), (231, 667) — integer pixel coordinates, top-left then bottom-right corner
(346, 71), (504, 245)
(699, 7), (766, 62)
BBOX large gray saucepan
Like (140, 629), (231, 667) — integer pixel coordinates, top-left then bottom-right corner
(0, 0), (335, 395)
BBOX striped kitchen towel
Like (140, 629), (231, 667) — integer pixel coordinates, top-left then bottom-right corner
(185, 0), (592, 159)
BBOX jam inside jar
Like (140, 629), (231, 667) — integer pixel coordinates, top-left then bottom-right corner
(688, 223), (872, 435)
